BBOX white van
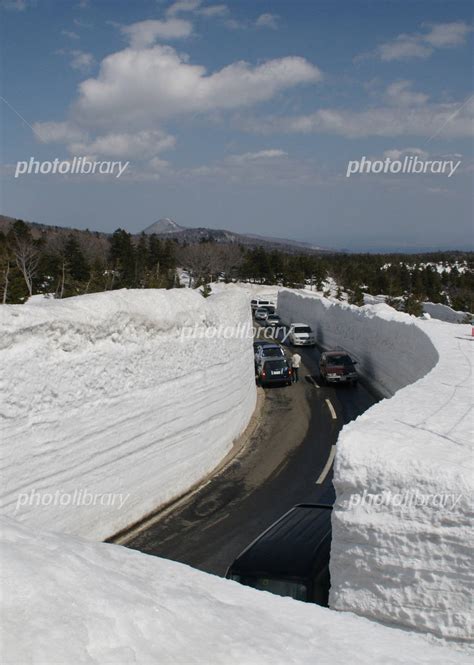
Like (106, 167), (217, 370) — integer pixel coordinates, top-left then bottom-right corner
(251, 297), (277, 311)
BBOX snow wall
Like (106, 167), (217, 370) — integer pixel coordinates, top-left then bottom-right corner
(0, 289), (256, 540)
(1, 516), (467, 665)
(278, 290), (472, 643)
(422, 301), (471, 324)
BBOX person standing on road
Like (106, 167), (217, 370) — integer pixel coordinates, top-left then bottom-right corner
(291, 352), (302, 383)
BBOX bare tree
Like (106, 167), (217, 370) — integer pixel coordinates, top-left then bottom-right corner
(215, 244), (243, 281)
(180, 243), (220, 287)
(46, 235), (69, 298)
(1, 253), (10, 304)
(14, 237), (39, 297)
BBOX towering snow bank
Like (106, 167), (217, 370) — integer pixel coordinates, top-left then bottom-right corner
(278, 290), (473, 643)
(278, 289), (439, 398)
(1, 517), (467, 665)
(422, 301), (471, 323)
(363, 294), (471, 324)
(0, 289), (256, 540)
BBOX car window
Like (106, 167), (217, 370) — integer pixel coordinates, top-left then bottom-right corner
(232, 575), (307, 602)
(294, 326), (311, 334)
(264, 359), (288, 369)
(263, 347), (283, 357)
(327, 355), (353, 366)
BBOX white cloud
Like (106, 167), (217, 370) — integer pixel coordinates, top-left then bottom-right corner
(70, 50), (94, 71)
(378, 34), (432, 61)
(385, 80), (429, 106)
(423, 21), (472, 47)
(69, 130), (176, 158)
(166, 0), (201, 16)
(32, 121), (88, 143)
(70, 45), (322, 130)
(178, 149), (323, 186)
(227, 149), (286, 164)
(121, 19), (193, 48)
(165, 1), (228, 19)
(255, 13), (279, 30)
(375, 21), (471, 61)
(224, 18), (244, 30)
(383, 147), (429, 160)
(61, 30), (80, 40)
(223, 12), (279, 31)
(197, 4), (228, 17)
(240, 96), (474, 139)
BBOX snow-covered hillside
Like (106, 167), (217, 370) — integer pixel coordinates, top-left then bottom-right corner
(277, 290), (473, 642)
(0, 289), (256, 540)
(1, 517), (468, 665)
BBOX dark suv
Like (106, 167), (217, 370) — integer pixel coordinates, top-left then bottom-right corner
(258, 357), (293, 386)
(319, 351), (358, 385)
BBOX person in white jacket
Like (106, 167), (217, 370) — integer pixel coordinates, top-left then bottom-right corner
(291, 352), (302, 383)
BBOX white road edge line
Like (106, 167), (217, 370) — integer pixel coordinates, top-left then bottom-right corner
(325, 398), (337, 420)
(306, 375), (320, 388)
(316, 445), (337, 485)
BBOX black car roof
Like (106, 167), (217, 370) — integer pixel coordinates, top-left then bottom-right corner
(229, 504), (332, 579)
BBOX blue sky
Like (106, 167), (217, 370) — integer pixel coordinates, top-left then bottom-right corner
(1, 0), (473, 250)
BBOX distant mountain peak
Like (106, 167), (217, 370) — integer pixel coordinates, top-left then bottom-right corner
(143, 218), (186, 235)
(140, 217), (331, 254)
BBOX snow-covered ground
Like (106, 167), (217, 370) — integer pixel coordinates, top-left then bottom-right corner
(277, 290), (473, 643)
(0, 289), (256, 540)
(1, 516), (468, 665)
(210, 280), (282, 302)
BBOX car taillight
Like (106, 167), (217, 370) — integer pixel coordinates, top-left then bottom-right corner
(289, 368), (292, 374)
(262, 371), (266, 377)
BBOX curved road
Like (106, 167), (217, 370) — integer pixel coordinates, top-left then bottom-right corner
(125, 338), (378, 576)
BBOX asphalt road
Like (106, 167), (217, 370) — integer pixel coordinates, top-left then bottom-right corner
(125, 326), (378, 576)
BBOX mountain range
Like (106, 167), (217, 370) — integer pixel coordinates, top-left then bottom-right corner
(143, 218), (329, 254)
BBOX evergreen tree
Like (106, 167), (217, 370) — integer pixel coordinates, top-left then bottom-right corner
(403, 294), (423, 317)
(109, 229), (136, 288)
(349, 285), (364, 306)
(64, 236), (89, 282)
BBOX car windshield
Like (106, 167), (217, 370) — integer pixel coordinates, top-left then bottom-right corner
(294, 326), (311, 334)
(327, 354), (353, 366)
(230, 575), (307, 601)
(264, 359), (288, 369)
(263, 347), (283, 357)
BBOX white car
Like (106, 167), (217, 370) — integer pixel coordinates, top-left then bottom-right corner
(288, 323), (316, 347)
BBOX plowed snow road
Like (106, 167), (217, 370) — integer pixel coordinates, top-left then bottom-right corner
(124, 341), (378, 576)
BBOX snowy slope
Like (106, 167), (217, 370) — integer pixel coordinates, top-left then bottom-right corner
(277, 290), (473, 642)
(0, 289), (256, 540)
(1, 517), (468, 665)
